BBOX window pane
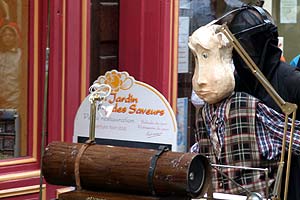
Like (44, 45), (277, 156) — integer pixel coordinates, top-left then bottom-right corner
(0, 0), (28, 159)
(176, 0), (249, 151)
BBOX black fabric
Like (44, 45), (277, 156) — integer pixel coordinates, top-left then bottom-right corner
(228, 7), (281, 97)
(219, 6), (300, 200)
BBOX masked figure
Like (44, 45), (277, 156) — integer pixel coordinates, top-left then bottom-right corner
(189, 6), (300, 199)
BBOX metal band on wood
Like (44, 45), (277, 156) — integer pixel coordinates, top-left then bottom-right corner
(147, 146), (169, 195)
(74, 140), (95, 190)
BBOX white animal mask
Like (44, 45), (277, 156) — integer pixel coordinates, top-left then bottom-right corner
(188, 24), (235, 104)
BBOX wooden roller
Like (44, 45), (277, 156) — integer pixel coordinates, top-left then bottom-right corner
(58, 190), (190, 200)
(42, 141), (211, 198)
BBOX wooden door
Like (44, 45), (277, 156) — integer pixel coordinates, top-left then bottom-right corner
(90, 0), (119, 85)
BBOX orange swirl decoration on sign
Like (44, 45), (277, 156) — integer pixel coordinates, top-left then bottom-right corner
(96, 70), (134, 94)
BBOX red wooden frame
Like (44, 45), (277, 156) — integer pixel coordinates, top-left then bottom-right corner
(119, 0), (173, 103)
(0, 0), (175, 199)
(0, 0), (46, 196)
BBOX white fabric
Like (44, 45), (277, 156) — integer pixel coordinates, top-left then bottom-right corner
(191, 90), (205, 108)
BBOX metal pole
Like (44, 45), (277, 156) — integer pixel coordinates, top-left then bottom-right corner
(89, 99), (97, 141)
(39, 0), (50, 198)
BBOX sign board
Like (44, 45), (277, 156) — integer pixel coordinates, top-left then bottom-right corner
(74, 70), (178, 151)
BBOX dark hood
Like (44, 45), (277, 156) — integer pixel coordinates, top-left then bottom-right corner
(221, 6), (283, 95)
(216, 6), (300, 120)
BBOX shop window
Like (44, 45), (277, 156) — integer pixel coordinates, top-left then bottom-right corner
(0, 0), (29, 160)
(274, 1), (300, 64)
(176, 0), (256, 151)
(176, 0), (300, 151)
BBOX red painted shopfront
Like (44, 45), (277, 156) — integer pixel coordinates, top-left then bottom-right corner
(0, 0), (178, 199)
(2, 0), (287, 199)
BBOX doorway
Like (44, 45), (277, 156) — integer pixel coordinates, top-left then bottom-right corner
(90, 0), (119, 85)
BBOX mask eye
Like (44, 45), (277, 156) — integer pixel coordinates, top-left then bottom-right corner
(202, 52), (208, 59)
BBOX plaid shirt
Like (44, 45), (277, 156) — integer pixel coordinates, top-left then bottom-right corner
(191, 92), (300, 196)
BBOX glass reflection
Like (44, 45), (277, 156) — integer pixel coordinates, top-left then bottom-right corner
(0, 0), (28, 160)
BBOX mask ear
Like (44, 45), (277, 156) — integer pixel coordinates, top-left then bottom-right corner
(216, 32), (230, 48)
(188, 36), (194, 51)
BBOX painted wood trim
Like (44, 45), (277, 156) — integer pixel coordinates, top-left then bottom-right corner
(0, 184), (46, 199)
(0, 170), (40, 182)
(81, 0), (88, 101)
(171, 0), (179, 111)
(32, 0), (39, 162)
(48, 0), (88, 144)
(63, 0), (83, 142)
(56, 187), (75, 198)
(0, 157), (37, 167)
(61, 0), (66, 141)
(47, 0), (63, 143)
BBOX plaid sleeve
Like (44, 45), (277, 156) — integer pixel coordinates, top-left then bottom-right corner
(256, 102), (300, 159)
(190, 107), (212, 158)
